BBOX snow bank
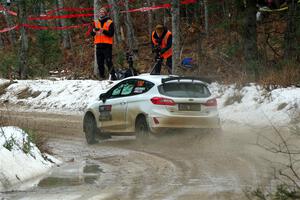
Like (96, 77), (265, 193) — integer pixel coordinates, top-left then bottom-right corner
(0, 79), (115, 114)
(210, 83), (300, 126)
(0, 126), (58, 192)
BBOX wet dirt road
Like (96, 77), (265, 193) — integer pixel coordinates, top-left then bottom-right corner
(0, 111), (281, 200)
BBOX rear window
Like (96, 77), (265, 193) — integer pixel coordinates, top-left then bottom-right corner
(158, 82), (211, 98)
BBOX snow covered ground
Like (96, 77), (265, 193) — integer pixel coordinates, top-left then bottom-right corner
(0, 126), (59, 192)
(0, 77), (299, 192)
(210, 83), (300, 126)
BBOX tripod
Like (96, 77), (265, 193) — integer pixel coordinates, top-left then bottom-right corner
(149, 49), (172, 75)
(150, 56), (163, 75)
(150, 53), (172, 75)
(126, 51), (137, 77)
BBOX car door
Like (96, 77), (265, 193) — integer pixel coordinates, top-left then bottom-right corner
(124, 79), (155, 131)
(101, 80), (136, 132)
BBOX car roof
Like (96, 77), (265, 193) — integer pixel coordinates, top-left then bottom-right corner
(123, 73), (209, 85)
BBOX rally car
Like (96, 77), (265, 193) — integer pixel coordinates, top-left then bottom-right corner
(83, 74), (220, 144)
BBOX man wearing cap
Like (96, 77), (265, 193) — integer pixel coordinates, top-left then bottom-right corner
(151, 24), (172, 75)
(91, 7), (117, 80)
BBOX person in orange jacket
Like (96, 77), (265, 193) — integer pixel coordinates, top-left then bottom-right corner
(151, 24), (172, 75)
(91, 7), (117, 80)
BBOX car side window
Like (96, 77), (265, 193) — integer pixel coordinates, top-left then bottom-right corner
(111, 84), (124, 97)
(106, 80), (135, 99)
(132, 80), (154, 95)
(106, 79), (154, 99)
(121, 82), (135, 96)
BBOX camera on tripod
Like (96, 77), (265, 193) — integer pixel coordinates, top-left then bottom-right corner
(114, 49), (138, 80)
(125, 49), (138, 68)
(126, 51), (133, 64)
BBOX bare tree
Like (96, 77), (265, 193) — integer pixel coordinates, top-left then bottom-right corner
(284, 0), (299, 61)
(147, 0), (153, 37)
(17, 0), (28, 79)
(0, 35), (3, 49)
(3, 6), (16, 45)
(93, 0), (102, 76)
(253, 114), (300, 199)
(124, 0), (138, 52)
(163, 8), (168, 26)
(195, 1), (203, 74)
(108, 0), (122, 45)
(172, 0), (180, 75)
(243, 0), (259, 80)
(56, 0), (71, 49)
(38, 1), (45, 20)
(203, 0), (209, 35)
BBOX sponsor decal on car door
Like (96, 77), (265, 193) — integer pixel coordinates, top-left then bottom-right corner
(101, 99), (127, 131)
(102, 80), (136, 131)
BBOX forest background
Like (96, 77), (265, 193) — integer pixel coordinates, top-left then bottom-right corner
(0, 0), (299, 86)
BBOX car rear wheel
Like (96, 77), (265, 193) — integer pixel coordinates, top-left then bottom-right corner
(84, 113), (98, 144)
(135, 116), (150, 140)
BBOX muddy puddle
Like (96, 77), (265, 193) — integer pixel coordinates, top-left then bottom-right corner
(38, 164), (103, 188)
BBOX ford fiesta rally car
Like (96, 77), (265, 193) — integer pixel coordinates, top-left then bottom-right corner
(83, 74), (220, 144)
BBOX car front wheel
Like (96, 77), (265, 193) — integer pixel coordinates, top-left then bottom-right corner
(84, 113), (97, 144)
(135, 116), (150, 140)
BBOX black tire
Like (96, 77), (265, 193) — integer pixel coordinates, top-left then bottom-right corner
(83, 113), (97, 144)
(135, 116), (150, 140)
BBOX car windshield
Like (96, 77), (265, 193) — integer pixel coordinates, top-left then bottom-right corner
(158, 82), (211, 98)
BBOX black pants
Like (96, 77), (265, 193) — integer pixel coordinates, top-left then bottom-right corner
(96, 46), (116, 80)
(153, 56), (172, 75)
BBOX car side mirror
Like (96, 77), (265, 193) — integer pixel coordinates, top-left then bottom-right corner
(99, 93), (107, 103)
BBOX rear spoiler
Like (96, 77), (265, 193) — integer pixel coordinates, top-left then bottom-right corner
(161, 76), (212, 84)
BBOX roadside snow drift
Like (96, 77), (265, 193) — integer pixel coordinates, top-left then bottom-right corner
(0, 126), (57, 192)
(209, 83), (300, 126)
(0, 79), (114, 114)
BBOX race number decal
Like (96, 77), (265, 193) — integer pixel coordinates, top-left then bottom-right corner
(99, 105), (112, 121)
(136, 80), (145, 87)
(133, 87), (145, 94)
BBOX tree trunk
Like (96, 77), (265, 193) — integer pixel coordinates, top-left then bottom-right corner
(163, 9), (168, 26)
(0, 35), (3, 49)
(172, 0), (180, 75)
(243, 0), (259, 79)
(147, 0), (154, 37)
(284, 0), (299, 61)
(3, 6), (16, 45)
(185, 5), (189, 25)
(195, 1), (203, 74)
(38, 2), (45, 17)
(93, 0), (102, 76)
(57, 0), (71, 49)
(18, 0), (29, 79)
(203, 0), (209, 35)
(38, 1), (47, 26)
(125, 0), (138, 51)
(108, 0), (122, 45)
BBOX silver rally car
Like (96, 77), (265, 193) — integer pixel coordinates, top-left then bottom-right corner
(83, 74), (220, 144)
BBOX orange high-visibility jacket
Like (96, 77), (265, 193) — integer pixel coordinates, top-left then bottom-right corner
(151, 30), (172, 59)
(94, 19), (113, 45)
